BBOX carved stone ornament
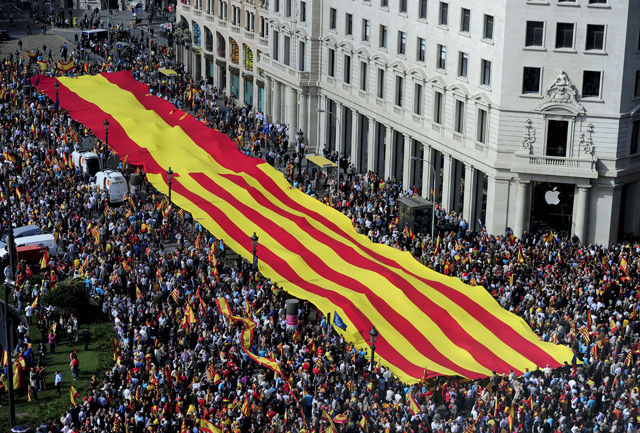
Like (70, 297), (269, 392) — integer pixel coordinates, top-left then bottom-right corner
(535, 71), (585, 114)
(580, 123), (594, 155)
(521, 119), (536, 152)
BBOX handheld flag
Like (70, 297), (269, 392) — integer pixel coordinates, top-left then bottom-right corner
(70, 384), (80, 406)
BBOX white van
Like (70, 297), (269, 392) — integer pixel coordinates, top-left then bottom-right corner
(94, 170), (128, 204)
(0, 225), (43, 249)
(0, 234), (59, 259)
(71, 150), (102, 177)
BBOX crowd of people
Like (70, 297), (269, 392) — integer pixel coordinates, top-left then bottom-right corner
(1, 14), (640, 433)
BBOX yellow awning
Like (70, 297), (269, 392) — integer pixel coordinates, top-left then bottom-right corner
(158, 69), (177, 77)
(306, 155), (337, 168)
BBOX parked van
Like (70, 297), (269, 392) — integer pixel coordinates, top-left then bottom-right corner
(71, 150), (102, 176)
(94, 170), (128, 204)
(0, 225), (42, 249)
(0, 234), (59, 259)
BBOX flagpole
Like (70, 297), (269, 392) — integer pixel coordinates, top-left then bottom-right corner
(3, 167), (16, 427)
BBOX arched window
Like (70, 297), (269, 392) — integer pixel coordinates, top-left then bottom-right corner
(244, 44), (253, 71)
(230, 38), (239, 64)
(192, 21), (201, 46)
(217, 32), (226, 57)
(205, 27), (213, 52)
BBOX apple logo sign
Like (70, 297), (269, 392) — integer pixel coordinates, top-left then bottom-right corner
(544, 187), (561, 205)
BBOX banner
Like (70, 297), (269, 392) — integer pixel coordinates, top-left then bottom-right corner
(33, 72), (574, 382)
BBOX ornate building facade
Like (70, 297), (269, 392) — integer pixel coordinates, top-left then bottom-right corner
(178, 0), (640, 246)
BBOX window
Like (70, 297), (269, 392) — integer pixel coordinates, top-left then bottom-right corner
(346, 13), (353, 36)
(481, 60), (491, 86)
(274, 0), (279, 12)
(433, 91), (443, 124)
(437, 44), (446, 70)
(300, 1), (306, 21)
(460, 8), (470, 33)
(588, 0), (607, 3)
(299, 42), (306, 70)
(555, 23), (574, 49)
(582, 71), (601, 98)
(419, 0), (427, 19)
(328, 48), (335, 76)
(344, 55), (351, 84)
(525, 21), (544, 47)
(414, 83), (423, 114)
(458, 52), (468, 77)
(631, 120), (639, 155)
(522, 67), (541, 94)
(398, 31), (406, 55)
(380, 25), (387, 48)
(585, 25), (605, 51)
(381, 0), (388, 7)
(360, 62), (368, 91)
(439, 2), (448, 26)
(454, 100), (464, 133)
(395, 76), (403, 106)
(285, 0), (291, 17)
(377, 68), (385, 98)
(634, 70), (640, 97)
(477, 109), (488, 144)
(283, 36), (290, 66)
(417, 37), (426, 62)
(546, 120), (568, 157)
(273, 30), (279, 60)
(329, 8), (337, 30)
(362, 19), (370, 42)
(400, 0), (407, 13)
(260, 17), (266, 37)
(484, 15), (494, 40)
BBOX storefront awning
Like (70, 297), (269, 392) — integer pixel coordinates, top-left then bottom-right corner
(158, 69), (177, 77)
(306, 155), (337, 168)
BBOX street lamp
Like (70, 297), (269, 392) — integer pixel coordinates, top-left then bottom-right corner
(369, 325), (378, 371)
(409, 156), (437, 241)
(54, 80), (59, 111)
(316, 108), (340, 153)
(251, 232), (259, 270)
(2, 168), (16, 427)
(296, 129), (304, 153)
(166, 167), (173, 203)
(103, 118), (110, 146)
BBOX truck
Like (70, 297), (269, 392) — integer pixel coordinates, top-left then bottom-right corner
(397, 196), (434, 236)
(93, 170), (128, 204)
(71, 150), (102, 177)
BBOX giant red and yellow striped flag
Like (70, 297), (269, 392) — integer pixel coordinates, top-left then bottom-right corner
(33, 72), (574, 382)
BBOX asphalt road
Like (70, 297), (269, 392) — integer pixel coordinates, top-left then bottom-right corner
(0, 0), (174, 56)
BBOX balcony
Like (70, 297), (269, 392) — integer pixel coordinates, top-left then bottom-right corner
(193, 9), (202, 16)
(180, 3), (190, 11)
(244, 30), (255, 39)
(512, 153), (598, 179)
(231, 24), (241, 33)
(258, 55), (319, 86)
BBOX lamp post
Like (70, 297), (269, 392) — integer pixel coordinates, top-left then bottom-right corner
(54, 80), (59, 111)
(166, 167), (173, 203)
(409, 156), (437, 241)
(316, 108), (340, 153)
(2, 168), (16, 427)
(103, 118), (110, 146)
(369, 325), (378, 371)
(251, 232), (259, 271)
(296, 129), (304, 177)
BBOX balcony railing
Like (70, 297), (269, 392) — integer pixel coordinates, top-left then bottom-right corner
(513, 153), (598, 178)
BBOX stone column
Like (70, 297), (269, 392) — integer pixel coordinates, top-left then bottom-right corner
(273, 80), (282, 123)
(299, 91), (308, 145)
(485, 176), (509, 235)
(288, 87), (298, 144)
(367, 117), (375, 174)
(402, 134), (412, 193)
(462, 163), (477, 226)
(441, 154), (453, 211)
(351, 109), (359, 170)
(513, 180), (530, 238)
(318, 95), (327, 150)
(264, 76), (272, 122)
(383, 126), (394, 181)
(421, 144), (433, 200)
(335, 101), (343, 153)
(574, 185), (591, 244)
